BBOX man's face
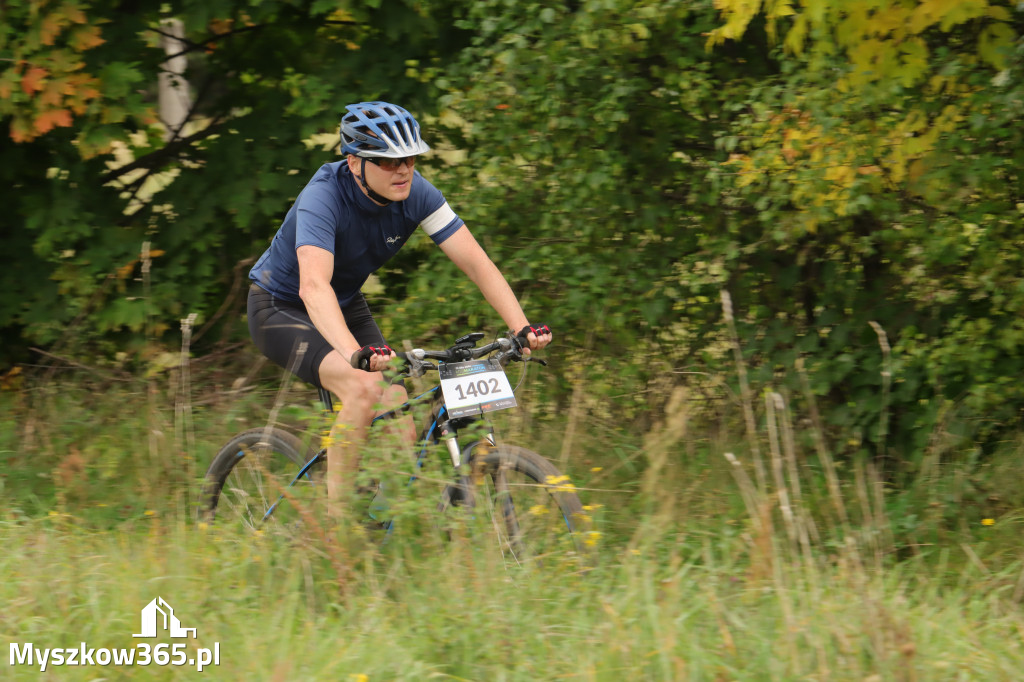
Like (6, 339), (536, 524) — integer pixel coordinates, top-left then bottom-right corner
(348, 154), (416, 203)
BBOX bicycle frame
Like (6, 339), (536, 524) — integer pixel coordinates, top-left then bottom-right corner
(207, 332), (587, 566)
(262, 378), (495, 523)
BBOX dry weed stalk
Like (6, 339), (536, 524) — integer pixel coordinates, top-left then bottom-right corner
(720, 291), (778, 584)
(867, 320), (892, 467)
(766, 391), (798, 551)
(796, 357), (851, 528)
(177, 312), (198, 511)
(720, 290), (767, 494)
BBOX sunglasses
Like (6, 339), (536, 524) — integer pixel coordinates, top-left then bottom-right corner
(366, 156), (417, 171)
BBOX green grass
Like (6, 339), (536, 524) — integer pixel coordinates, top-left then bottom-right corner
(2, 516), (1023, 680)
(2, 366), (1024, 680)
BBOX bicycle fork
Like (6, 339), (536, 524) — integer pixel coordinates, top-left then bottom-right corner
(437, 417), (495, 509)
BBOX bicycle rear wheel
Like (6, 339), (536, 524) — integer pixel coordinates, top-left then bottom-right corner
(444, 443), (590, 569)
(203, 427), (321, 530)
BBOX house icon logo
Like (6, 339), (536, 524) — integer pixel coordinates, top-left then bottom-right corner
(133, 597), (197, 639)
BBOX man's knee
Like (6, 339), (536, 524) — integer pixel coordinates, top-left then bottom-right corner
(384, 382), (409, 405)
(328, 373), (389, 410)
(318, 353), (408, 415)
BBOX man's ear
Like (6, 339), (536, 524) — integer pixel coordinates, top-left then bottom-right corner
(346, 154), (360, 176)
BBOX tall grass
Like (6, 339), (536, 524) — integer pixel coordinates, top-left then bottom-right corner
(2, 508), (1022, 680)
(2, 310), (1024, 680)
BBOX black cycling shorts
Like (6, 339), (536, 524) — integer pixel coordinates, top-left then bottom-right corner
(247, 284), (386, 389)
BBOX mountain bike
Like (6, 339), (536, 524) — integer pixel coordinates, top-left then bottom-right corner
(202, 331), (588, 567)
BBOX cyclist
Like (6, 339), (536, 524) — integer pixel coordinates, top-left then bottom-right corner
(247, 101), (551, 517)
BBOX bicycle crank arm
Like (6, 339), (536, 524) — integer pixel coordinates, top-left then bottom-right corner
(440, 475), (476, 510)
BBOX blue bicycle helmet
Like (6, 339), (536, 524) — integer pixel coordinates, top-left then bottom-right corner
(340, 101), (431, 158)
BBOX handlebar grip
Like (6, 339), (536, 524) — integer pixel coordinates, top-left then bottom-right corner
(350, 345), (397, 371)
(515, 324), (551, 349)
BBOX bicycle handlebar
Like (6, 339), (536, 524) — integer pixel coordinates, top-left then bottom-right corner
(356, 332), (542, 376)
(398, 335), (523, 376)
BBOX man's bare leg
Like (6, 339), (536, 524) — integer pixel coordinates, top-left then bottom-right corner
(319, 353), (414, 521)
(319, 352), (383, 521)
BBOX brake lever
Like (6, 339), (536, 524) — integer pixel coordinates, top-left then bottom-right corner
(404, 358), (436, 378)
(524, 356), (548, 366)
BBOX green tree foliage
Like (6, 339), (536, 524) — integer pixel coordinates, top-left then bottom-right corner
(700, 0), (1024, 461)
(386, 0), (758, 422)
(0, 0), (467, 361)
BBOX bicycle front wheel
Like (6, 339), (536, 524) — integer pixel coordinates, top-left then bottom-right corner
(202, 427), (321, 530)
(446, 443), (590, 569)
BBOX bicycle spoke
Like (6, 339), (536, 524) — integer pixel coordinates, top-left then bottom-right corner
(486, 465), (524, 565)
(204, 429), (320, 532)
(448, 444), (586, 570)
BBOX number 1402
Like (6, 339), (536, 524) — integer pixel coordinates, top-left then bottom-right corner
(454, 377), (503, 401)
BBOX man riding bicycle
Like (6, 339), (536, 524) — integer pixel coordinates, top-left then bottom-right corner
(247, 101), (551, 517)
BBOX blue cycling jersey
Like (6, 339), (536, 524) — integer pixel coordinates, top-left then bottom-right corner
(249, 161), (464, 305)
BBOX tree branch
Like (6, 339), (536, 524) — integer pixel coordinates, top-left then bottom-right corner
(151, 18), (358, 62)
(150, 23), (265, 62)
(100, 119), (226, 185)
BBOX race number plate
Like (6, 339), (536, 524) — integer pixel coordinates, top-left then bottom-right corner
(439, 359), (517, 418)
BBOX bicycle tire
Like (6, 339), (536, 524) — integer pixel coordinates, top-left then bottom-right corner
(441, 443), (590, 569)
(203, 427), (321, 529)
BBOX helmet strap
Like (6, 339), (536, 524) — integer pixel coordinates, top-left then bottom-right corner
(358, 158), (393, 206)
